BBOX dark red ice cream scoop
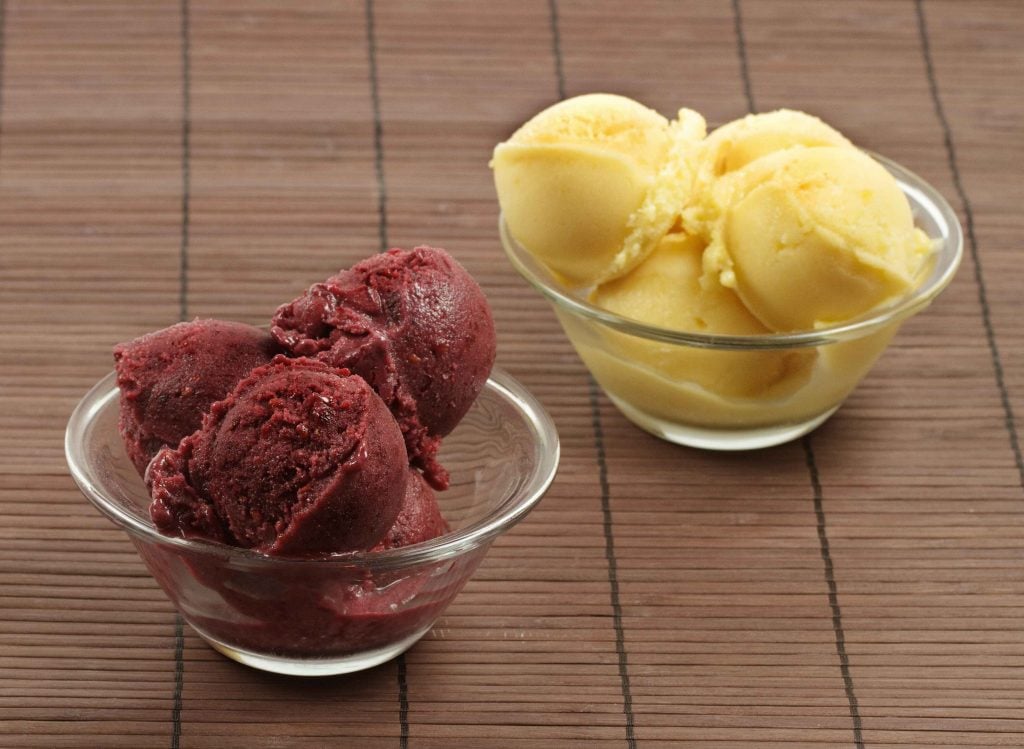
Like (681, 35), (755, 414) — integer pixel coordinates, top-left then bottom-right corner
(271, 246), (496, 490)
(113, 319), (278, 476)
(372, 470), (449, 552)
(147, 356), (408, 556)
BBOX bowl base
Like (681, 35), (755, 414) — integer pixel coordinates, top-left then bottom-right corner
(606, 394), (838, 451)
(195, 623), (434, 676)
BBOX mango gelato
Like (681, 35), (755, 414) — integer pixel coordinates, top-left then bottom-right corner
(591, 232), (816, 399)
(693, 145), (932, 332)
(493, 95), (943, 443)
(698, 109), (851, 180)
(492, 93), (705, 286)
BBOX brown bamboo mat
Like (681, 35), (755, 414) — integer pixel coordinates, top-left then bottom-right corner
(2, 0), (1022, 746)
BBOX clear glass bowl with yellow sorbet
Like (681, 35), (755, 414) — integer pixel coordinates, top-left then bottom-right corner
(494, 96), (962, 449)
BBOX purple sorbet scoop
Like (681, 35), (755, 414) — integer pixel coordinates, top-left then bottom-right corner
(147, 356), (408, 557)
(113, 319), (278, 476)
(271, 246), (496, 489)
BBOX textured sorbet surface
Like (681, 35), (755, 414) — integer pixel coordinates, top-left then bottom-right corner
(115, 244), (496, 561)
(147, 356), (409, 556)
(272, 246), (496, 489)
(114, 320), (278, 475)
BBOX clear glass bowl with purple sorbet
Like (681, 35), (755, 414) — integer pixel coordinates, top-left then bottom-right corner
(66, 368), (558, 676)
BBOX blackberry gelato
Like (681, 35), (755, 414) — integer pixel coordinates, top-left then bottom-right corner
(147, 356), (408, 556)
(113, 245), (495, 558)
(271, 246), (497, 489)
(114, 320), (278, 476)
(373, 470), (449, 552)
(102, 245), (501, 662)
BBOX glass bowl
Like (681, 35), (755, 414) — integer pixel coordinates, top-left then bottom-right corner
(501, 153), (963, 450)
(65, 368), (559, 676)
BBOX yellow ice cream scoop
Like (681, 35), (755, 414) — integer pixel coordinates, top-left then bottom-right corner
(705, 146), (934, 331)
(591, 232), (816, 399)
(702, 109), (852, 178)
(492, 93), (704, 287)
(684, 109), (855, 240)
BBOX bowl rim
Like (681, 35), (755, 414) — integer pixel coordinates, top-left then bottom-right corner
(500, 151), (964, 350)
(65, 367), (560, 571)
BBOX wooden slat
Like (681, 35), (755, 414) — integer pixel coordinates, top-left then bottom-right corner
(742, 2), (1024, 747)
(0, 1), (184, 747)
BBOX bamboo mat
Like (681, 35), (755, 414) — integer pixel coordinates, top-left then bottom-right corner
(1, 0), (1022, 746)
